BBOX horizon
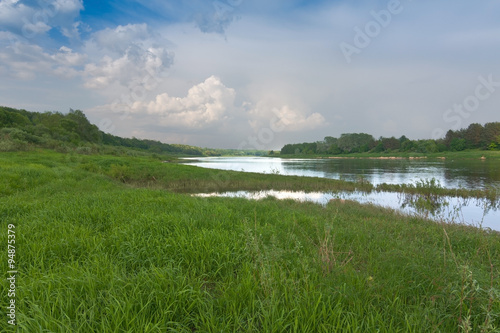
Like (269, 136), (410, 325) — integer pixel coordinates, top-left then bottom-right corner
(1, 0), (500, 149)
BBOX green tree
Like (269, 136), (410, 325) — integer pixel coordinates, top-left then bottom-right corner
(0, 107), (31, 128)
(464, 123), (484, 148)
(373, 141), (385, 153)
(381, 136), (400, 151)
(450, 138), (466, 151)
(338, 133), (374, 153)
(482, 122), (500, 148)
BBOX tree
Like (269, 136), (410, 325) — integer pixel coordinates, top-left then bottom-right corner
(328, 144), (342, 155)
(381, 136), (400, 151)
(0, 107), (31, 128)
(401, 140), (415, 152)
(450, 138), (466, 151)
(399, 135), (410, 145)
(373, 141), (385, 153)
(444, 130), (457, 148)
(482, 122), (500, 148)
(464, 123), (484, 149)
(67, 109), (102, 143)
(338, 133), (374, 153)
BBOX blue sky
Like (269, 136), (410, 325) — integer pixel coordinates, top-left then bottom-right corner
(1, 0), (499, 149)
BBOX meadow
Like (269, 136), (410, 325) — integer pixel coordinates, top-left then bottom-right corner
(1, 150), (499, 332)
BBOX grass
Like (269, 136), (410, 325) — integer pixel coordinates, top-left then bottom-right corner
(376, 179), (500, 204)
(0, 150), (375, 194)
(4, 149), (496, 200)
(1, 150), (499, 332)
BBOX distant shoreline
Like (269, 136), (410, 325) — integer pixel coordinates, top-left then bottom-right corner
(272, 150), (500, 161)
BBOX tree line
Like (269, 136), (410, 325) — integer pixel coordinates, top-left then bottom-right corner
(0, 106), (205, 155)
(280, 122), (500, 155)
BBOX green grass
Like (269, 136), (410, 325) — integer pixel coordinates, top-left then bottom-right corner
(376, 179), (500, 204)
(0, 150), (375, 194)
(1, 150), (499, 332)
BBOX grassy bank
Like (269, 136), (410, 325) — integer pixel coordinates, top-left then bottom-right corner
(3, 150), (497, 201)
(0, 150), (374, 194)
(1, 150), (499, 332)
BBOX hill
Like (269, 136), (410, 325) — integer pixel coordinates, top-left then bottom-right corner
(0, 106), (213, 156)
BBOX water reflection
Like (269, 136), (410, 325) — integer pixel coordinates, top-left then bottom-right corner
(399, 192), (449, 217)
(182, 157), (500, 190)
(183, 157), (500, 230)
(194, 190), (500, 232)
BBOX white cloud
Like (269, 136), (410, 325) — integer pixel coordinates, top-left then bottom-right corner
(119, 75), (236, 129)
(0, 0), (83, 39)
(51, 45), (86, 66)
(92, 23), (151, 54)
(3, 0), (500, 149)
(53, 0), (83, 13)
(0, 40), (86, 79)
(83, 24), (173, 91)
(248, 102), (326, 132)
(0, 0), (34, 30)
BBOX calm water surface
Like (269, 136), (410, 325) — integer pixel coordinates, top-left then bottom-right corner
(182, 156), (500, 189)
(182, 157), (500, 231)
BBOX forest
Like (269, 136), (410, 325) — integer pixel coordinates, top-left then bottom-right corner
(280, 122), (500, 155)
(0, 106), (219, 156)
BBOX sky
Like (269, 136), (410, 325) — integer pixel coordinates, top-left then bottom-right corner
(1, 0), (500, 149)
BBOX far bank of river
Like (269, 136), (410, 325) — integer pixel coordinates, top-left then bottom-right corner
(274, 150), (500, 161)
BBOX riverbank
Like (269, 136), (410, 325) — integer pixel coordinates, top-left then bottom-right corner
(1, 150), (499, 332)
(276, 149), (500, 161)
(4, 150), (498, 201)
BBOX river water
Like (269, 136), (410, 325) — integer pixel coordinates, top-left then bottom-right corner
(181, 157), (500, 231)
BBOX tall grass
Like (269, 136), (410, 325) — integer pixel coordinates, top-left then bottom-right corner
(0, 150), (499, 332)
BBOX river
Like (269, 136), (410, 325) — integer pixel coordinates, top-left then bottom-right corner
(181, 157), (500, 231)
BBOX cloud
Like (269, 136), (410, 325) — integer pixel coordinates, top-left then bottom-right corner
(1, 21), (171, 87)
(129, 0), (243, 34)
(248, 102), (326, 132)
(1, 19), (174, 114)
(97, 76), (236, 129)
(0, 0), (37, 32)
(193, 1), (239, 34)
(0, 36), (86, 79)
(83, 46), (170, 89)
(91, 23), (151, 54)
(82, 24), (173, 90)
(88, 76), (236, 131)
(3, 0), (500, 149)
(0, 0), (83, 39)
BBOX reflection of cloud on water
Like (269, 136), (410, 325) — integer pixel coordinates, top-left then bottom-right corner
(194, 190), (500, 232)
(182, 157), (499, 191)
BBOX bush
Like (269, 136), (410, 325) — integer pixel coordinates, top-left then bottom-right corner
(75, 146), (93, 155)
(0, 139), (29, 151)
(108, 164), (132, 182)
